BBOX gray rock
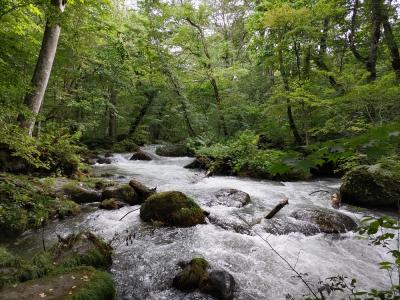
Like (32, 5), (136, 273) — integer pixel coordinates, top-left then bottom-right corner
(209, 189), (251, 208)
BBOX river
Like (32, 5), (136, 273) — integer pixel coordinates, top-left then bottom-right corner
(2, 146), (394, 299)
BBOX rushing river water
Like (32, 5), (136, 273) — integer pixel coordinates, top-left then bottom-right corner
(2, 146), (394, 299)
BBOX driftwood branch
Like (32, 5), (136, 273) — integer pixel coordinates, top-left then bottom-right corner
(265, 198), (289, 219)
(119, 207), (140, 221)
(309, 190), (330, 196)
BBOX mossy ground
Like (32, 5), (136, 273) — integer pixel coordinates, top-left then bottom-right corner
(140, 191), (205, 227)
(0, 173), (80, 237)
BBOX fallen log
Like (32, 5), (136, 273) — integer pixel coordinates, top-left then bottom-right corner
(265, 198), (289, 219)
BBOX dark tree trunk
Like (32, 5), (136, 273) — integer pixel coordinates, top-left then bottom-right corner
(19, 0), (66, 136)
(278, 50), (303, 146)
(381, 4), (400, 80)
(129, 89), (156, 136)
(366, 0), (383, 82)
(108, 87), (117, 139)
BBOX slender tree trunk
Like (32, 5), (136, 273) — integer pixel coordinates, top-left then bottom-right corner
(108, 87), (117, 139)
(208, 74), (228, 137)
(381, 3), (400, 80)
(278, 50), (303, 146)
(19, 0), (66, 136)
(366, 0), (383, 82)
(129, 90), (156, 136)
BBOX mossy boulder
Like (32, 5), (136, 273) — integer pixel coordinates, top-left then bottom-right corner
(155, 143), (192, 157)
(184, 157), (210, 170)
(99, 199), (125, 210)
(129, 179), (156, 203)
(62, 183), (102, 204)
(173, 258), (208, 291)
(173, 258), (235, 300)
(340, 162), (400, 208)
(140, 191), (205, 227)
(36, 232), (112, 270)
(101, 185), (138, 205)
(0, 174), (80, 236)
(130, 150), (153, 161)
(0, 267), (115, 300)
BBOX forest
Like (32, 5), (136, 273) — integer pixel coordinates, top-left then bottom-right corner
(0, 0), (399, 299)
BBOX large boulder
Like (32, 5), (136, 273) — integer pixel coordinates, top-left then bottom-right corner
(130, 150), (153, 161)
(173, 258), (235, 300)
(129, 179), (156, 203)
(97, 157), (112, 165)
(209, 189), (251, 208)
(290, 206), (357, 234)
(0, 267), (115, 300)
(156, 143), (192, 157)
(340, 163), (400, 208)
(63, 184), (102, 204)
(184, 157), (210, 170)
(263, 206), (357, 236)
(102, 185), (138, 205)
(140, 191), (205, 227)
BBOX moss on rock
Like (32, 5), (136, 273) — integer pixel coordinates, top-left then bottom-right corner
(35, 232), (112, 270)
(101, 184), (137, 205)
(173, 258), (209, 291)
(340, 160), (400, 208)
(0, 174), (80, 236)
(140, 191), (205, 227)
(62, 182), (102, 204)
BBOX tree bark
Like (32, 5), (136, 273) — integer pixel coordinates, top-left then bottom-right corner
(381, 3), (400, 80)
(278, 49), (303, 146)
(265, 198), (289, 219)
(108, 87), (117, 139)
(129, 89), (156, 136)
(19, 0), (66, 136)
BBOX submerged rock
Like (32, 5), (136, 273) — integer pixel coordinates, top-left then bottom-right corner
(209, 189), (251, 208)
(99, 198), (126, 210)
(129, 179), (156, 203)
(173, 258), (235, 300)
(140, 191), (205, 227)
(102, 184), (138, 205)
(130, 150), (153, 161)
(97, 157), (112, 165)
(63, 184), (102, 204)
(340, 163), (400, 208)
(207, 215), (253, 235)
(0, 267), (115, 300)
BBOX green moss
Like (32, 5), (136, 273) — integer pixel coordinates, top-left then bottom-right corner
(0, 248), (40, 288)
(173, 257), (209, 291)
(140, 192), (205, 227)
(0, 173), (80, 236)
(35, 232), (113, 270)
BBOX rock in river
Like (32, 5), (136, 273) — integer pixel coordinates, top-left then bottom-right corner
(209, 188), (251, 208)
(140, 191), (205, 227)
(130, 150), (154, 161)
(102, 184), (138, 205)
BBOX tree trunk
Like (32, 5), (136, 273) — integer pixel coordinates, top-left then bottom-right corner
(208, 75), (228, 137)
(108, 87), (117, 139)
(129, 89), (156, 136)
(381, 3), (400, 80)
(278, 49), (303, 146)
(366, 0), (383, 82)
(19, 0), (66, 136)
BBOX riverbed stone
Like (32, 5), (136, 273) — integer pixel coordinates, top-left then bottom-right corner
(102, 184), (138, 205)
(62, 183), (102, 203)
(340, 162), (400, 208)
(184, 157), (210, 170)
(129, 179), (156, 203)
(99, 198), (126, 210)
(173, 258), (236, 300)
(140, 191), (205, 227)
(130, 150), (153, 161)
(209, 189), (251, 208)
(156, 143), (191, 157)
(0, 267), (115, 300)
(97, 157), (112, 164)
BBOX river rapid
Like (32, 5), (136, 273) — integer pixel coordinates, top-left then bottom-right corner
(2, 146), (394, 299)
